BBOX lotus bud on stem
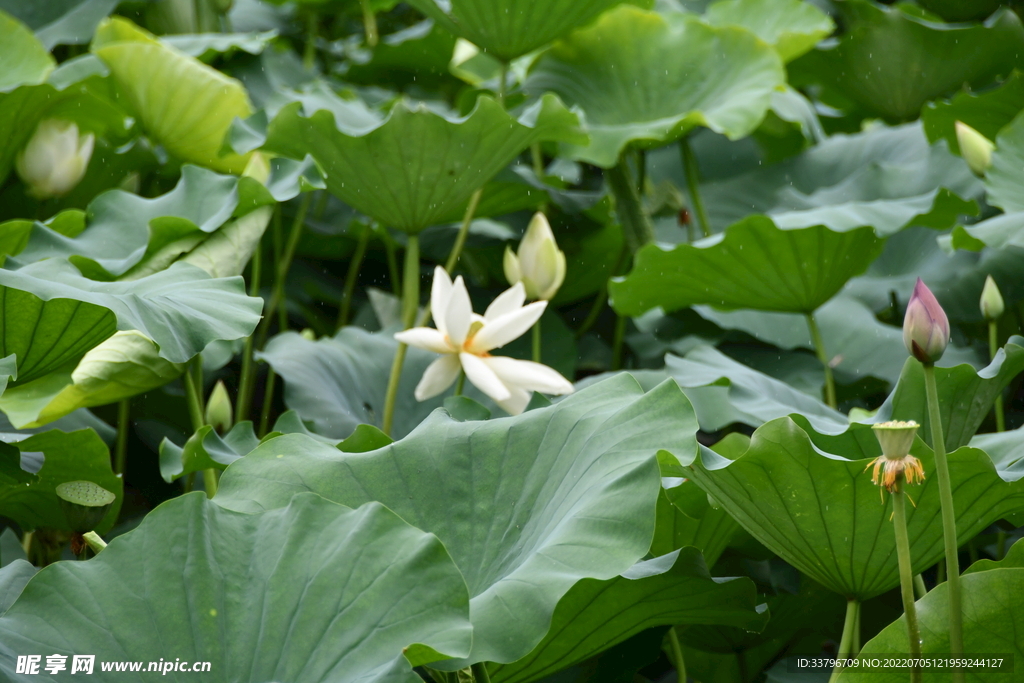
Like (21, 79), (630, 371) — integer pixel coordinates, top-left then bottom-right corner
(870, 421), (925, 683)
(954, 121), (994, 177)
(205, 380), (233, 435)
(981, 275), (1006, 431)
(903, 278), (964, 681)
(504, 212), (566, 363)
(16, 119), (94, 199)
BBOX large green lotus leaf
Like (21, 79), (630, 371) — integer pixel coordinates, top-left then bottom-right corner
(694, 295), (979, 386)
(0, 428), (122, 533)
(964, 538), (1024, 574)
(0, 560), (34, 615)
(609, 216), (885, 316)
(0, 493), (474, 680)
(651, 478), (740, 566)
(704, 0), (834, 63)
(872, 337), (1024, 452)
(0, 9), (55, 91)
(256, 91), (584, 232)
(488, 548), (767, 683)
(667, 122), (981, 237)
(215, 374), (697, 665)
(162, 30), (278, 60)
(685, 417), (1024, 600)
(939, 212), (1024, 254)
(836, 569), (1024, 683)
(922, 71), (1024, 155)
(789, 1), (1024, 122)
(986, 109), (1024, 213)
(0, 260), (262, 365)
(0, 290), (116, 385)
(0, 331), (183, 429)
(33, 0), (120, 50)
(404, 0), (625, 62)
(970, 427), (1024, 483)
(525, 6), (784, 167)
(91, 17), (253, 173)
(341, 19), (456, 90)
(663, 345), (850, 435)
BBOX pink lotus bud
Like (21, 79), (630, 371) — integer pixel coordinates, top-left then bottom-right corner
(903, 278), (949, 364)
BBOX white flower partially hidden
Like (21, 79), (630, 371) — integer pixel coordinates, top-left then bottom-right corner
(395, 266), (574, 414)
(16, 119), (95, 199)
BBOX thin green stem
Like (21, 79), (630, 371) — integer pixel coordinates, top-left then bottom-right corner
(380, 227), (401, 294)
(806, 312), (837, 409)
(827, 599), (860, 683)
(532, 320), (542, 363)
(259, 370), (276, 438)
(892, 482), (923, 683)
(337, 226), (370, 330)
(359, 0), (378, 46)
(937, 558), (946, 585)
(202, 468), (219, 498)
(303, 11), (317, 70)
(382, 236), (420, 436)
(680, 136), (711, 238)
(667, 627), (687, 682)
(997, 529), (1007, 560)
(606, 159), (654, 254)
(914, 574), (927, 599)
(454, 370), (466, 397)
(415, 189), (483, 328)
(612, 314), (627, 371)
(183, 361), (205, 433)
(497, 62), (508, 106)
(531, 143), (544, 177)
(236, 231), (263, 423)
(114, 399), (130, 476)
(257, 193), (312, 349)
(851, 601), (861, 655)
(82, 531), (106, 554)
(471, 663), (491, 683)
(922, 362), (964, 680)
(990, 321), (1005, 432)
(21, 530), (33, 558)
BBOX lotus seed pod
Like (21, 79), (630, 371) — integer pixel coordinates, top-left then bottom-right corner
(955, 121), (994, 177)
(56, 481), (115, 533)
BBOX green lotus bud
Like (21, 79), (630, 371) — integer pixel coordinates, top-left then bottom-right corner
(980, 275), (1004, 321)
(56, 481), (115, 533)
(903, 278), (949, 365)
(205, 380), (233, 434)
(300, 328), (316, 341)
(869, 421), (924, 491)
(955, 121), (994, 177)
(503, 213), (567, 301)
(15, 120), (95, 199)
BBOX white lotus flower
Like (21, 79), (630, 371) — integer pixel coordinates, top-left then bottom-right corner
(16, 119), (95, 199)
(503, 212), (567, 301)
(395, 266), (574, 414)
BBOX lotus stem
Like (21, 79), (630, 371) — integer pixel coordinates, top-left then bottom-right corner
(667, 627), (687, 682)
(606, 159), (654, 254)
(454, 370), (465, 397)
(989, 321), (1005, 432)
(183, 359), (205, 433)
(359, 0), (378, 47)
(236, 233), (263, 423)
(471, 663), (491, 683)
(922, 362), (964, 680)
(892, 480), (923, 683)
(532, 320), (542, 363)
(680, 136), (711, 238)
(337, 226), (370, 330)
(382, 235), (420, 436)
(380, 226), (401, 294)
(82, 531), (106, 554)
(806, 312), (837, 409)
(415, 188), (483, 327)
(114, 399), (130, 476)
(257, 193), (311, 349)
(259, 370), (276, 438)
(914, 574), (927, 599)
(827, 599), (859, 683)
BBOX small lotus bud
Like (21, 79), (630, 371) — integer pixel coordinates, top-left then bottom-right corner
(869, 421), (924, 491)
(980, 275), (1004, 321)
(955, 121), (994, 177)
(903, 278), (949, 365)
(205, 380), (233, 434)
(15, 119), (95, 199)
(503, 213), (567, 301)
(300, 328), (316, 341)
(56, 481), (115, 533)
